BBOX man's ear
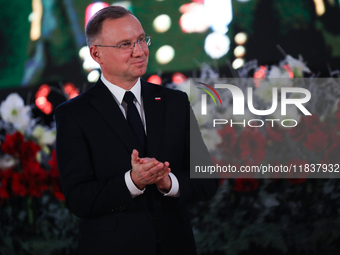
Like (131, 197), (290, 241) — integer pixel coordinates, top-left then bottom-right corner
(90, 45), (103, 65)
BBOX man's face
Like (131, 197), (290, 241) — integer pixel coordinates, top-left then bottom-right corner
(92, 14), (149, 86)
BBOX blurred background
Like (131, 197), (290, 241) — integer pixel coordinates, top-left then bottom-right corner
(1, 1), (340, 254)
(1, 0), (340, 111)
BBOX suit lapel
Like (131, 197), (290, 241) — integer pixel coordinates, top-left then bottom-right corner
(89, 79), (141, 154)
(142, 80), (164, 158)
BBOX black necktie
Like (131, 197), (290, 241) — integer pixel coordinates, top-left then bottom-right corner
(123, 91), (146, 155)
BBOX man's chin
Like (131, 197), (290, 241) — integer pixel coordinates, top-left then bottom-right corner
(132, 67), (147, 77)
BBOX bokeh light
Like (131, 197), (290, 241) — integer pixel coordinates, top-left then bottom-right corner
(234, 46), (246, 58)
(179, 3), (209, 33)
(204, 32), (230, 59)
(156, 45), (175, 64)
(85, 2), (110, 29)
(172, 72), (187, 84)
(153, 14), (171, 33)
(87, 70), (101, 83)
(35, 84), (52, 114)
(234, 32), (247, 45)
(147, 75), (162, 85)
(63, 82), (79, 99)
(232, 58), (245, 69)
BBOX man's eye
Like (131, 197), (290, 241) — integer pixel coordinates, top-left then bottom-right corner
(138, 37), (145, 43)
(120, 42), (132, 48)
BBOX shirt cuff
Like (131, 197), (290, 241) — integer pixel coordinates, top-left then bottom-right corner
(158, 172), (180, 197)
(124, 170), (145, 198)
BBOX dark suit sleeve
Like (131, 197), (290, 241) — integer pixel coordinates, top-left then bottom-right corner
(170, 92), (218, 206)
(55, 105), (135, 219)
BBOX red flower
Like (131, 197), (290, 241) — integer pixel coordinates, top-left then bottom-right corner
(0, 180), (9, 200)
(0, 171), (12, 200)
(51, 180), (65, 201)
(237, 128), (266, 165)
(53, 189), (65, 201)
(234, 178), (258, 192)
(47, 149), (64, 200)
(48, 167), (60, 179)
(28, 179), (49, 197)
(12, 172), (27, 196)
(0, 169), (14, 203)
(303, 129), (328, 152)
(48, 149), (59, 178)
(217, 126), (237, 154)
(289, 117), (307, 141)
(21, 160), (48, 197)
(322, 142), (340, 164)
(48, 169), (65, 201)
(266, 123), (286, 142)
(23, 160), (47, 180)
(306, 115), (327, 132)
(20, 141), (40, 163)
(48, 149), (57, 167)
(1, 132), (24, 156)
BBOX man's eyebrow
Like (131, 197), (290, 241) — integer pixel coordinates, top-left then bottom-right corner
(115, 33), (145, 45)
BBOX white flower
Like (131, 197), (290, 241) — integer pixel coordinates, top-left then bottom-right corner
(285, 55), (311, 78)
(0, 154), (18, 170)
(40, 129), (56, 145)
(0, 93), (24, 123)
(200, 128), (222, 152)
(267, 66), (292, 87)
(255, 80), (276, 103)
(14, 107), (31, 131)
(268, 66), (290, 79)
(0, 93), (31, 131)
(32, 125), (45, 138)
(32, 125), (56, 146)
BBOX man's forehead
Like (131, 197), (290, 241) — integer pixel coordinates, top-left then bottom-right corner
(102, 15), (144, 34)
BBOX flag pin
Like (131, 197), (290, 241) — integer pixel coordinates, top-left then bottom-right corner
(155, 97), (161, 101)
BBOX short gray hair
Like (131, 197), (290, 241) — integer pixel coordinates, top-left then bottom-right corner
(85, 6), (132, 46)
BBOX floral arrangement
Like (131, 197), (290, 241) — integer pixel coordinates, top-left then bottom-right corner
(172, 55), (340, 255)
(0, 93), (77, 254)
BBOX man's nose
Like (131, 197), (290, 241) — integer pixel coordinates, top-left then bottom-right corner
(132, 41), (144, 56)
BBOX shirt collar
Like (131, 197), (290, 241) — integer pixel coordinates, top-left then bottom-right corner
(101, 74), (142, 105)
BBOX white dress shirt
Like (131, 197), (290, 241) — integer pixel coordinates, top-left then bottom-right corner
(101, 74), (179, 198)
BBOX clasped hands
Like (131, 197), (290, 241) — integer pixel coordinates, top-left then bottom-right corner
(130, 149), (171, 192)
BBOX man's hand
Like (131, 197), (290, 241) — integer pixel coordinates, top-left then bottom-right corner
(155, 174), (172, 193)
(131, 150), (171, 190)
(140, 157), (172, 192)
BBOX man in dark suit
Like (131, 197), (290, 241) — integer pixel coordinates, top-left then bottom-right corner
(55, 6), (217, 255)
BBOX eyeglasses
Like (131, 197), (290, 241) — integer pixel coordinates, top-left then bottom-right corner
(95, 34), (151, 53)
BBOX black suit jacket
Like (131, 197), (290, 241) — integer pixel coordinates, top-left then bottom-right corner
(55, 79), (217, 255)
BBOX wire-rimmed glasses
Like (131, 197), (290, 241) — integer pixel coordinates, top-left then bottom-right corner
(95, 34), (151, 53)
